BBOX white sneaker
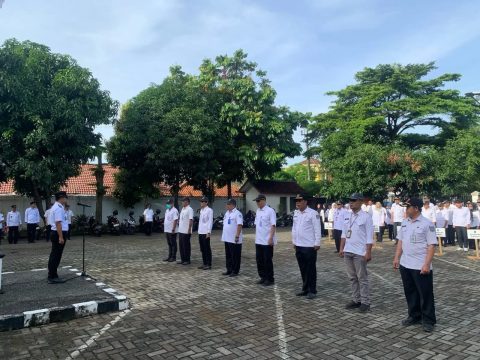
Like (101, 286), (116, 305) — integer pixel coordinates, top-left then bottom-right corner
(456, 247), (463, 251)
(463, 248), (468, 252)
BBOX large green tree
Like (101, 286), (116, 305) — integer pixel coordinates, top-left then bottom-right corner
(0, 39), (118, 215)
(310, 62), (480, 199)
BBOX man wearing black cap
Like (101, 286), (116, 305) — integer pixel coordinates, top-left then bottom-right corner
(25, 201), (40, 243)
(197, 197), (213, 270)
(254, 194), (277, 286)
(178, 197), (194, 265)
(292, 193), (322, 299)
(47, 191), (69, 284)
(340, 193), (374, 313)
(7, 205), (21, 244)
(163, 199), (179, 262)
(393, 197), (437, 332)
(221, 198), (243, 277)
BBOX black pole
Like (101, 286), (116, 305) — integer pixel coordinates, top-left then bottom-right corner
(82, 205), (86, 277)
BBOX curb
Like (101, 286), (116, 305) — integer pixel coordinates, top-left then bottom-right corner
(0, 266), (129, 332)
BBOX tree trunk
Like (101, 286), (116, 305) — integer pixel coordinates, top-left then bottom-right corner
(32, 185), (46, 225)
(95, 152), (105, 224)
(227, 180), (232, 199)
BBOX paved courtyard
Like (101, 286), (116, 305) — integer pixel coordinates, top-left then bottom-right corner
(0, 229), (479, 360)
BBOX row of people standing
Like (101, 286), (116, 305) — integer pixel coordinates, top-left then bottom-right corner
(0, 202), (74, 244)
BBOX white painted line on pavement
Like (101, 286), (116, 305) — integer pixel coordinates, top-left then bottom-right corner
(1, 271), (15, 275)
(273, 284), (289, 359)
(65, 309), (131, 360)
(31, 268), (47, 272)
(435, 257), (480, 273)
(370, 271), (396, 287)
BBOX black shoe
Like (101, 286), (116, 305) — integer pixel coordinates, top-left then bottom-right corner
(423, 323), (434, 333)
(163, 257), (171, 262)
(345, 301), (361, 309)
(229, 273), (238, 277)
(401, 317), (421, 326)
(306, 292), (317, 300)
(203, 266), (212, 270)
(296, 291), (308, 296)
(262, 280), (274, 286)
(168, 258), (176, 262)
(358, 304), (370, 312)
(256, 278), (265, 284)
(198, 265), (205, 269)
(222, 271), (232, 276)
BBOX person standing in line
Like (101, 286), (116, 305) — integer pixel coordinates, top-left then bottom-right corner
(7, 205), (21, 244)
(393, 197), (437, 333)
(442, 200), (454, 246)
(340, 193), (374, 313)
(0, 209), (5, 243)
(254, 194), (277, 286)
(385, 205), (394, 241)
(178, 197), (194, 265)
(452, 199), (471, 252)
(422, 197), (436, 226)
(143, 203), (154, 236)
(391, 197), (406, 245)
(333, 201), (347, 253)
(197, 196), (213, 270)
(435, 202), (448, 246)
(47, 192), (69, 284)
(221, 199), (243, 277)
(65, 204), (74, 240)
(372, 202), (387, 243)
(25, 201), (40, 243)
(44, 202), (53, 242)
(361, 200), (374, 217)
(472, 202), (480, 229)
(292, 193), (322, 300)
(163, 199), (179, 262)
(327, 203), (335, 238)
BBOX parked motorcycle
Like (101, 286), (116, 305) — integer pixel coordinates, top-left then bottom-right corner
(153, 209), (164, 233)
(122, 211), (136, 235)
(107, 210), (121, 235)
(88, 216), (103, 237)
(243, 210), (256, 228)
(212, 213), (224, 230)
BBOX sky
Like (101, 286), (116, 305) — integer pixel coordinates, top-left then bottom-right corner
(1, 0), (479, 164)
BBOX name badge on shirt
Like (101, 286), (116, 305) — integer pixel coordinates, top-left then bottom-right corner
(346, 229), (352, 238)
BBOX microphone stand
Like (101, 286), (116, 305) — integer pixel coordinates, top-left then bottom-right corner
(77, 203), (91, 277)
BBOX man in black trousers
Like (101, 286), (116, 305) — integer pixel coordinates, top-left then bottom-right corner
(254, 194), (277, 286)
(47, 191), (69, 284)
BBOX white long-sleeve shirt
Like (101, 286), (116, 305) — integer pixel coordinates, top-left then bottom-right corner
(452, 206), (471, 227)
(198, 206), (213, 235)
(7, 211), (22, 226)
(422, 206), (436, 224)
(292, 207), (322, 247)
(25, 207), (41, 224)
(372, 207), (387, 227)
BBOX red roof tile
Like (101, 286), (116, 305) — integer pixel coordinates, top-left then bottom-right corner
(0, 165), (242, 198)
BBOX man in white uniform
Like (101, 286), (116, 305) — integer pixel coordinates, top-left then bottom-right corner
(333, 201), (348, 253)
(442, 200), (454, 246)
(143, 203), (154, 236)
(178, 197), (194, 265)
(292, 193), (322, 299)
(254, 194), (277, 286)
(197, 197), (213, 270)
(25, 201), (40, 243)
(422, 197), (436, 226)
(340, 193), (374, 313)
(47, 192), (69, 284)
(391, 196), (406, 244)
(7, 205), (21, 244)
(163, 199), (179, 262)
(393, 197), (437, 332)
(221, 199), (243, 277)
(452, 199), (470, 252)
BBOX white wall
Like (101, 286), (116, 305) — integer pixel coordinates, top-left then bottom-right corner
(243, 189), (297, 214)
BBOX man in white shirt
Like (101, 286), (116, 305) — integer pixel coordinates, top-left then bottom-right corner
(163, 199), (179, 262)
(25, 201), (40, 243)
(254, 194), (277, 286)
(333, 201), (348, 253)
(65, 205), (74, 240)
(0, 210), (5, 243)
(7, 205), (22, 244)
(197, 197), (213, 270)
(143, 203), (154, 236)
(221, 198), (244, 277)
(178, 197), (194, 265)
(391, 197), (406, 244)
(361, 200), (374, 217)
(442, 200), (454, 246)
(453, 199), (471, 252)
(47, 192), (70, 284)
(422, 197), (436, 226)
(436, 202), (448, 246)
(44, 202), (53, 242)
(340, 193), (374, 313)
(292, 193), (322, 299)
(393, 197), (437, 333)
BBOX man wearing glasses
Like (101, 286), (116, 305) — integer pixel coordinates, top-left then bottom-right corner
(292, 193), (322, 299)
(393, 197), (437, 333)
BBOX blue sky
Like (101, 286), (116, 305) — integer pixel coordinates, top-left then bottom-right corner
(1, 0), (479, 164)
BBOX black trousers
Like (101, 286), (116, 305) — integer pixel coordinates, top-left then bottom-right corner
(166, 232), (177, 260)
(400, 266), (436, 325)
(387, 224), (394, 240)
(333, 229), (342, 252)
(455, 226), (468, 248)
(446, 225), (455, 245)
(198, 234), (212, 266)
(27, 223), (37, 242)
(8, 226), (19, 244)
(67, 224), (71, 240)
(394, 222), (402, 240)
(225, 242), (242, 274)
(48, 231), (68, 279)
(145, 221), (153, 236)
(178, 233), (191, 263)
(256, 244), (274, 282)
(295, 246), (317, 294)
(45, 225), (52, 241)
(376, 226), (385, 243)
